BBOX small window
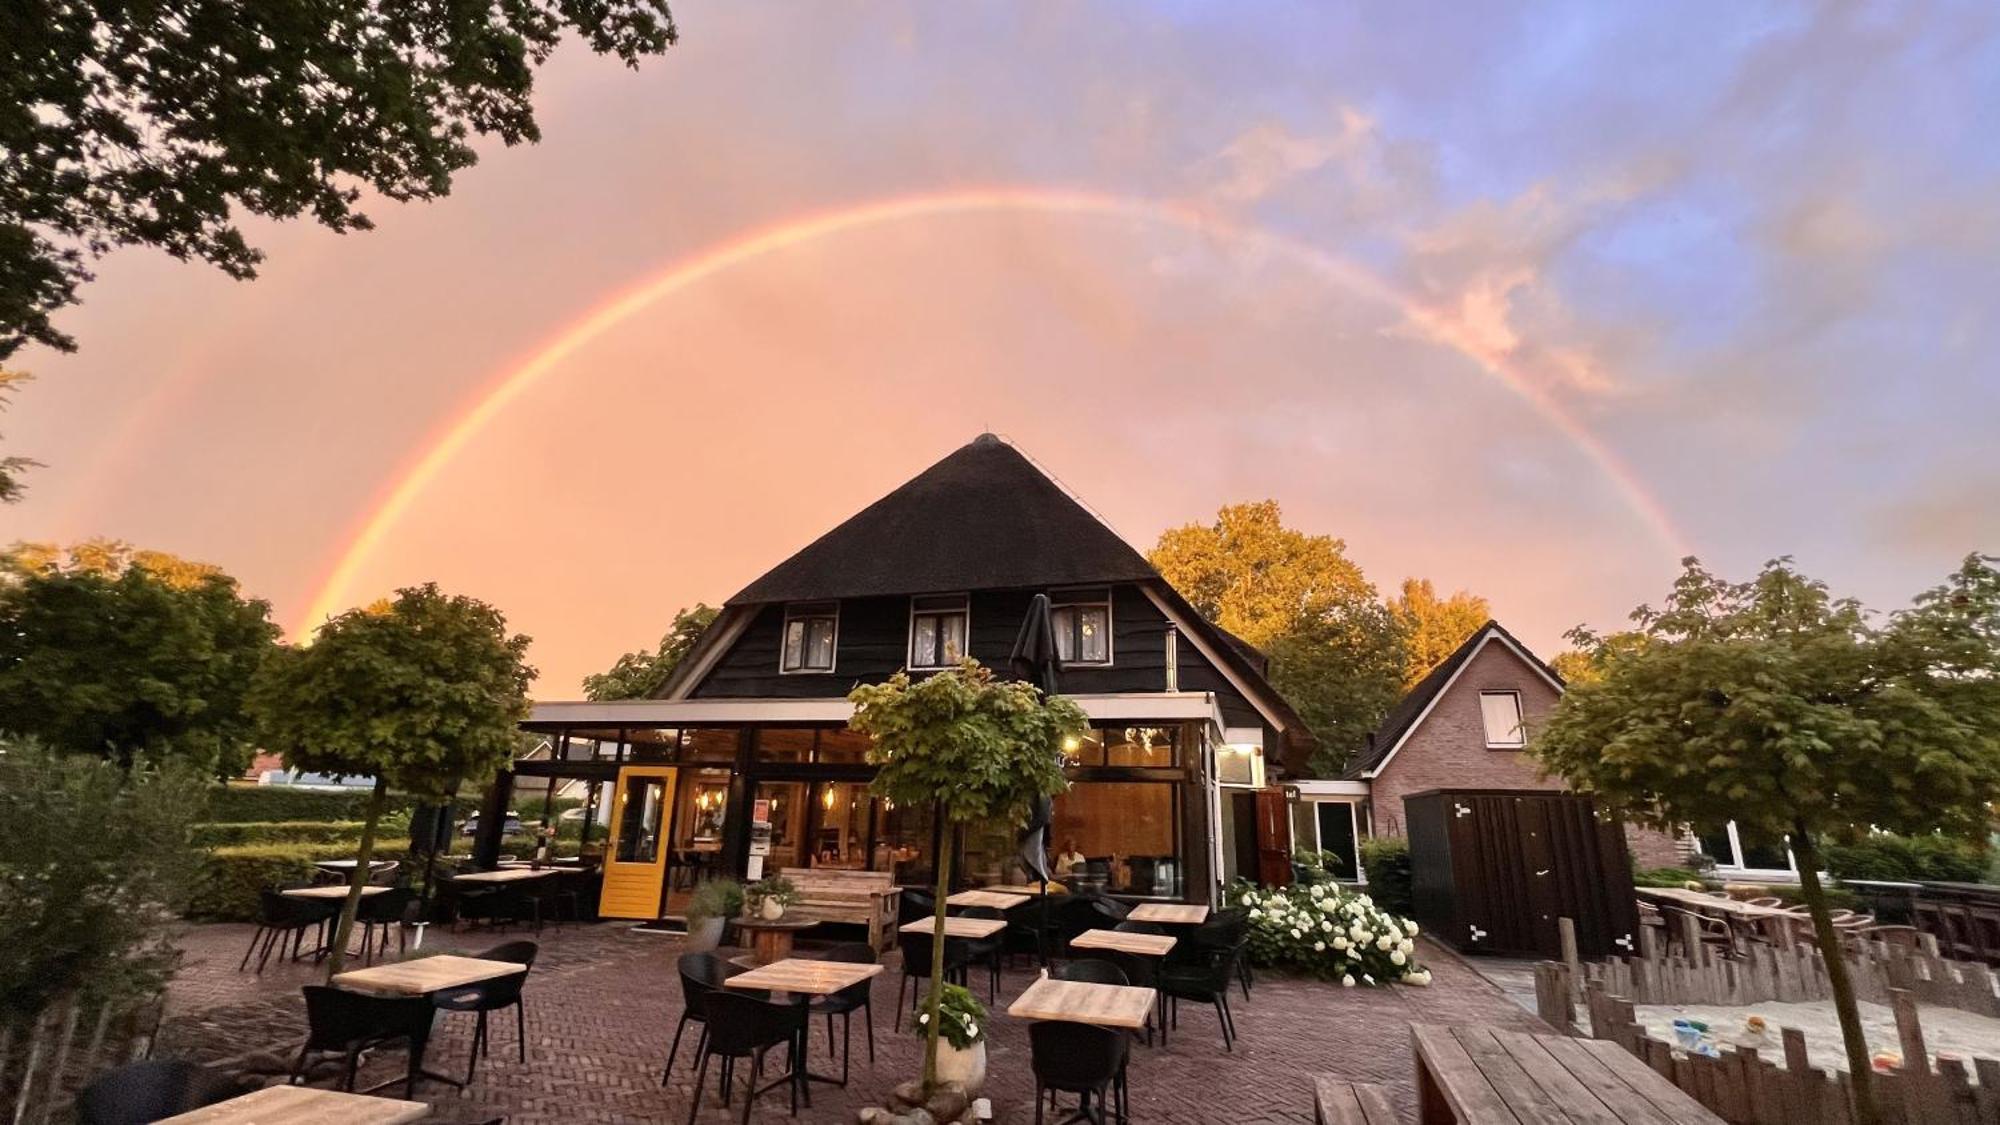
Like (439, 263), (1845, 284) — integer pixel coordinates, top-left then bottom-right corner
(1051, 588), (1111, 665)
(781, 602), (838, 673)
(1479, 690), (1525, 747)
(909, 594), (970, 669)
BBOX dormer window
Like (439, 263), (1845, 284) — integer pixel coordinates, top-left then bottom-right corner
(1051, 588), (1111, 665)
(781, 602), (838, 673)
(909, 594), (970, 670)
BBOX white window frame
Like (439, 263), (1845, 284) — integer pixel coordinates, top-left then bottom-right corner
(1701, 821), (1799, 878)
(1290, 797), (1366, 885)
(1050, 587), (1113, 667)
(1479, 690), (1526, 748)
(779, 602), (839, 674)
(907, 593), (971, 671)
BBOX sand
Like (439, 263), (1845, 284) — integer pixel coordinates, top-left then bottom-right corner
(1631, 997), (2000, 1075)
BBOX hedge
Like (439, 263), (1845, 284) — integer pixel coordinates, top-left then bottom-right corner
(205, 784), (480, 825)
(1359, 836), (1412, 917)
(1823, 833), (1989, 885)
(190, 820), (370, 848)
(186, 841), (374, 922)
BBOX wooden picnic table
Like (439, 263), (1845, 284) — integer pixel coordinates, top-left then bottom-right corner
(1635, 887), (1791, 919)
(155, 1085), (427, 1124)
(1128, 903), (1207, 925)
(1007, 976), (1156, 1030)
(332, 953), (526, 997)
(452, 867), (555, 884)
(282, 884), (392, 901)
(947, 889), (1032, 910)
(1412, 1024), (1724, 1125)
(1068, 928), (1177, 957)
(901, 915), (1008, 939)
(314, 859), (397, 872)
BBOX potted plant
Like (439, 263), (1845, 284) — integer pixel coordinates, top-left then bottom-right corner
(915, 983), (988, 1092)
(745, 874), (799, 920)
(684, 878), (743, 952)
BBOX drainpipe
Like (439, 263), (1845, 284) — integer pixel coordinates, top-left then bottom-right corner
(1165, 623), (1180, 692)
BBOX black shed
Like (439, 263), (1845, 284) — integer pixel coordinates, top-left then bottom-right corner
(1405, 788), (1640, 959)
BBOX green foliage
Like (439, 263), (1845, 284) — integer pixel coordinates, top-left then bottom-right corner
(1632, 866), (1707, 888)
(746, 874), (800, 910)
(0, 746), (209, 1018)
(1823, 834), (1989, 884)
(1148, 501), (1406, 772)
(1358, 836), (1413, 916)
(686, 878), (744, 924)
(1292, 848), (1347, 884)
(913, 983), (987, 1049)
(1387, 578), (1491, 690)
(191, 820), (370, 848)
(0, 369), (36, 502)
(185, 841), (363, 922)
(1, 1), (678, 358)
(204, 782), (478, 824)
(584, 604), (719, 699)
(0, 544), (280, 777)
(1229, 881), (1429, 985)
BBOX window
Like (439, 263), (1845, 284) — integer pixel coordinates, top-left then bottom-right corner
(1049, 781), (1181, 898)
(1058, 725), (1180, 769)
(1698, 822), (1796, 874)
(781, 602), (838, 672)
(1289, 798), (1363, 883)
(1051, 588), (1111, 665)
(909, 594), (969, 669)
(1479, 690), (1525, 747)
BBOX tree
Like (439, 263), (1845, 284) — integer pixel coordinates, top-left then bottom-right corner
(0, 541), (279, 777)
(248, 583), (533, 975)
(1533, 555), (2000, 1123)
(848, 661), (1086, 1092)
(1387, 578), (1491, 689)
(0, 369), (35, 501)
(1150, 501), (1405, 771)
(1, 1), (678, 359)
(583, 603), (718, 699)
(1547, 649), (1599, 685)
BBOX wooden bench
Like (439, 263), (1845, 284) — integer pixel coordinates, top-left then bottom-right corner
(779, 867), (902, 953)
(1313, 1077), (1400, 1125)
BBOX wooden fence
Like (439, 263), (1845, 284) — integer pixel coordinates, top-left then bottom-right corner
(0, 995), (161, 1125)
(1534, 919), (2000, 1124)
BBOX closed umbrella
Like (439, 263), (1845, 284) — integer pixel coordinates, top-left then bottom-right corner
(1010, 596), (1063, 959)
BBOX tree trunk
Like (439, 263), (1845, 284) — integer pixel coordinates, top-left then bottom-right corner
(1791, 821), (1878, 1125)
(922, 811), (954, 1093)
(325, 777), (390, 979)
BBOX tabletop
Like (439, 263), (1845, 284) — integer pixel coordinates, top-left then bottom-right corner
(947, 889), (1032, 910)
(155, 1085), (428, 1124)
(988, 884), (1064, 896)
(724, 957), (885, 995)
(314, 859), (396, 870)
(1412, 1024), (1724, 1125)
(1068, 928), (1177, 956)
(282, 885), (392, 901)
(1636, 887), (1793, 918)
(1128, 903), (1208, 925)
(452, 867), (556, 883)
(1007, 976), (1157, 1030)
(901, 916), (1008, 939)
(333, 954), (528, 997)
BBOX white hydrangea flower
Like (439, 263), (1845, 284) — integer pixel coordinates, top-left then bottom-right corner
(1377, 935), (1393, 951)
(1399, 938), (1414, 954)
(1341, 974), (1356, 987)
(1313, 941), (1325, 952)
(1404, 919), (1420, 936)
(1409, 969), (1432, 987)
(1309, 884), (1325, 898)
(1332, 935), (1349, 951)
(1363, 973), (1375, 985)
(1390, 949), (1407, 966)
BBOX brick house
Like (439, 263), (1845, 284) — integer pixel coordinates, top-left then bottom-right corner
(1287, 620), (1686, 875)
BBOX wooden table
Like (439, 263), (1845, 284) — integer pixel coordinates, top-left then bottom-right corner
(1128, 903), (1207, 925)
(1068, 928), (1177, 957)
(947, 889), (1032, 910)
(725, 957), (885, 1102)
(332, 954), (530, 1095)
(452, 867), (555, 884)
(734, 915), (820, 965)
(1412, 1024), (1724, 1125)
(315, 859), (397, 874)
(901, 916), (1008, 939)
(1636, 887), (1790, 920)
(282, 884), (393, 901)
(1007, 976), (1157, 1030)
(156, 1085), (428, 1124)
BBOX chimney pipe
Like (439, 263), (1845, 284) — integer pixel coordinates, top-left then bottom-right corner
(1165, 623), (1180, 692)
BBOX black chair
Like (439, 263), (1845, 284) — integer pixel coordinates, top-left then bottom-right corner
(291, 985), (432, 1097)
(1054, 958), (1128, 985)
(689, 990), (805, 1125)
(898, 888), (937, 927)
(808, 942), (878, 1085)
(959, 905), (1006, 1002)
(240, 890), (323, 973)
(432, 939), (538, 1084)
(1208, 908), (1254, 998)
(895, 929), (969, 1028)
(1030, 1019), (1129, 1125)
(353, 888), (415, 966)
(1156, 944), (1239, 1051)
(1053, 896), (1107, 957)
(1088, 897), (1130, 925)
(74, 1060), (245, 1125)
(1005, 896), (1055, 965)
(664, 951), (752, 1081)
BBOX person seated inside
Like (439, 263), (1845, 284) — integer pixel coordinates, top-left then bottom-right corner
(1053, 839), (1087, 875)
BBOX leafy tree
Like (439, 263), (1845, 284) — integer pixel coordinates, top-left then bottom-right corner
(1547, 649), (1598, 685)
(583, 603), (718, 699)
(1150, 501), (1405, 771)
(1533, 555), (2000, 1122)
(1, 1), (678, 358)
(1387, 578), (1490, 689)
(0, 369), (35, 501)
(849, 661), (1085, 1092)
(0, 542), (279, 776)
(248, 584), (533, 975)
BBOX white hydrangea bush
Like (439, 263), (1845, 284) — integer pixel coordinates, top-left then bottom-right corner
(1228, 880), (1431, 986)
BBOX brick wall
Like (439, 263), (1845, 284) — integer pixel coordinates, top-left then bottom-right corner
(1366, 638), (1686, 868)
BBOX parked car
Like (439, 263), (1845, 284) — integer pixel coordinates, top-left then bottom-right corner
(460, 810), (525, 836)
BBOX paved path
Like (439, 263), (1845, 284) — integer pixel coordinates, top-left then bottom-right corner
(158, 921), (1549, 1123)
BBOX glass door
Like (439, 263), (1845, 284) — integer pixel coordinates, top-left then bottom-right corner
(600, 765), (676, 919)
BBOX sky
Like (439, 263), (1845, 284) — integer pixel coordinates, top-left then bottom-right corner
(6, 1), (1999, 696)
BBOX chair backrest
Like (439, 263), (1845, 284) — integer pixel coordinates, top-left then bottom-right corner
(479, 939), (541, 968)
(75, 1060), (243, 1125)
(300, 985), (425, 1050)
(1055, 958), (1129, 985)
(1089, 897), (1130, 923)
(1055, 896), (1106, 942)
(961, 905), (1004, 921)
(702, 990), (803, 1056)
(1113, 920), (1164, 935)
(1100, 949), (1157, 988)
(1030, 1020), (1128, 1090)
(257, 888), (300, 927)
(356, 887), (414, 923)
(899, 929), (967, 975)
(818, 942), (879, 965)
(899, 889), (937, 925)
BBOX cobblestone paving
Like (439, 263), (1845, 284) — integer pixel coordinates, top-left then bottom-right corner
(158, 921), (1547, 1123)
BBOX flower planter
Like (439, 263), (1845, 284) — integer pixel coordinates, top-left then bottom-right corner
(935, 1040), (986, 1093)
(758, 897), (786, 921)
(686, 916), (726, 952)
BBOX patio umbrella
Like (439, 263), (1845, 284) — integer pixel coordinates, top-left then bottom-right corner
(1010, 595), (1063, 887)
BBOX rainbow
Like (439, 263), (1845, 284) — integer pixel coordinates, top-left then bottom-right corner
(293, 186), (1688, 638)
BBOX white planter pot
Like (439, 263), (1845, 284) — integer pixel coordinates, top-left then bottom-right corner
(935, 1039), (987, 1093)
(759, 897), (786, 921)
(686, 917), (726, 952)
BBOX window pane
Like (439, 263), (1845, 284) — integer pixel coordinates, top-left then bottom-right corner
(682, 729), (739, 763)
(816, 727), (871, 764)
(1480, 692), (1524, 745)
(1740, 828), (1792, 870)
(877, 799), (935, 886)
(626, 728), (679, 763)
(805, 781), (871, 869)
(756, 728), (813, 762)
(1077, 607), (1108, 662)
(783, 620), (806, 669)
(912, 616), (938, 665)
(959, 815), (1017, 887)
(614, 778), (665, 864)
(940, 614), (965, 663)
(807, 618), (836, 668)
(1060, 728), (1105, 767)
(753, 781), (808, 871)
(1050, 782), (1180, 897)
(1105, 725), (1175, 767)
(1053, 607), (1075, 661)
(662, 768), (730, 918)
(1695, 826), (1737, 867)
(1315, 802), (1359, 881)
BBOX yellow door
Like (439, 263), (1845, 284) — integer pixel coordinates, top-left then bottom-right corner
(599, 765), (677, 919)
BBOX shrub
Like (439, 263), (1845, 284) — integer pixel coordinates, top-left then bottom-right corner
(1633, 866), (1706, 888)
(204, 783), (478, 825)
(1358, 836), (1412, 916)
(1229, 880), (1429, 986)
(686, 878), (744, 924)
(912, 982), (986, 1049)
(1823, 833), (1989, 884)
(190, 820), (368, 848)
(185, 841), (362, 921)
